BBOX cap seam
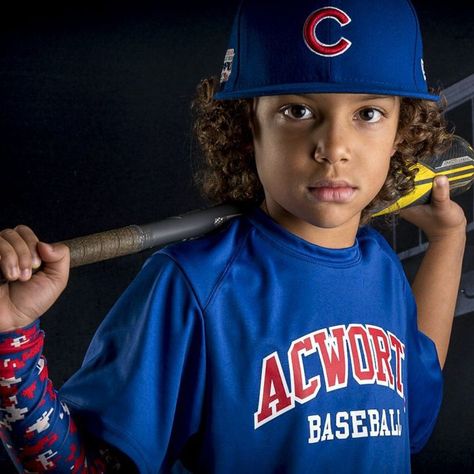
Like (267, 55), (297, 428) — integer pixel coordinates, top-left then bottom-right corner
(406, 0), (422, 91)
(233, 0), (244, 89)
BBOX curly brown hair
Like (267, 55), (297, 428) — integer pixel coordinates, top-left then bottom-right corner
(191, 76), (452, 224)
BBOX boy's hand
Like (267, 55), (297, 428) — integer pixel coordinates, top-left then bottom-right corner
(0, 226), (70, 333)
(399, 176), (467, 242)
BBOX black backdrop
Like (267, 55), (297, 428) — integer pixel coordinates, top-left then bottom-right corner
(1, 1), (474, 472)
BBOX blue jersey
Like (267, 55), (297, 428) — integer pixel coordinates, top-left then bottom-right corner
(59, 206), (442, 473)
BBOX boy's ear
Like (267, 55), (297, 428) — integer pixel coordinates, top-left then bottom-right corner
(391, 135), (402, 157)
(248, 98), (258, 134)
(391, 98), (403, 157)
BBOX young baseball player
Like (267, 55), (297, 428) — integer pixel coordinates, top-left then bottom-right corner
(0, 0), (467, 473)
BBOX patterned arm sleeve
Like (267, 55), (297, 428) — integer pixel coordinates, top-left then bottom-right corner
(0, 321), (118, 473)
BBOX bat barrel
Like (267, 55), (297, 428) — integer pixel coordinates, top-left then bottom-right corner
(138, 204), (244, 250)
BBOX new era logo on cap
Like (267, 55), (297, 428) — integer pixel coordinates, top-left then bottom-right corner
(220, 49), (235, 84)
(214, 0), (438, 102)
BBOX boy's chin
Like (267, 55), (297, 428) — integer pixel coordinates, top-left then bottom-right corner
(306, 212), (362, 231)
(296, 202), (361, 226)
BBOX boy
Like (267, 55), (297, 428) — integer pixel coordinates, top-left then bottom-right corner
(0, 0), (467, 472)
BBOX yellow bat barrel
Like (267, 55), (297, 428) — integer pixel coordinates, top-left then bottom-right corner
(372, 135), (474, 217)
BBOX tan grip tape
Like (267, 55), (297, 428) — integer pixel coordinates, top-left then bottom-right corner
(61, 225), (145, 268)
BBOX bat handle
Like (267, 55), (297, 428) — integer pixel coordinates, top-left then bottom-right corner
(0, 225), (147, 285)
(62, 225), (146, 268)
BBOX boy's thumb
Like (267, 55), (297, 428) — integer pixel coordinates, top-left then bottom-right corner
(430, 175), (450, 207)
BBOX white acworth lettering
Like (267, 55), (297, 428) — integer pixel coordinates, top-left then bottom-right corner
(254, 324), (405, 428)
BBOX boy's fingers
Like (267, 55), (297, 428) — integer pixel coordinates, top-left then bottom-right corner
(0, 229), (34, 281)
(14, 225), (41, 268)
(0, 237), (20, 281)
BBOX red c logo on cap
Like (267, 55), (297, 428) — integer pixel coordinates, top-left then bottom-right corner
(304, 7), (352, 57)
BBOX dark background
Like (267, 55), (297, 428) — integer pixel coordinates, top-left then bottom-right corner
(1, 1), (473, 472)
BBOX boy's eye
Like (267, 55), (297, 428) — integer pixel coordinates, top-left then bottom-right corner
(358, 108), (384, 123)
(282, 105), (314, 120)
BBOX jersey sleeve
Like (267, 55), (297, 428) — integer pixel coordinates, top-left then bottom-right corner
(59, 252), (207, 474)
(404, 282), (443, 454)
(364, 227), (443, 453)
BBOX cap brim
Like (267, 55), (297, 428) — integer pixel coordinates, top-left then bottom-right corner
(214, 82), (439, 102)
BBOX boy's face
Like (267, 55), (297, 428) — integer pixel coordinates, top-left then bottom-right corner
(251, 93), (400, 248)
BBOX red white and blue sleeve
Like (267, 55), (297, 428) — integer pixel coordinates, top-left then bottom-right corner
(0, 321), (125, 472)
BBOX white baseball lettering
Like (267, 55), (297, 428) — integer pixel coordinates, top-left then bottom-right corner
(367, 408), (380, 436)
(335, 411), (350, 439)
(321, 412), (335, 441)
(380, 409), (391, 436)
(307, 409), (402, 444)
(308, 414), (321, 443)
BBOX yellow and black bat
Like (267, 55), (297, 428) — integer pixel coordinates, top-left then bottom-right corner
(372, 135), (474, 217)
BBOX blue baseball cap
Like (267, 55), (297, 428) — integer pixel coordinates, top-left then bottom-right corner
(214, 0), (438, 101)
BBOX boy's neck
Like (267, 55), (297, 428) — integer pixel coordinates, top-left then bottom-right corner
(260, 201), (360, 249)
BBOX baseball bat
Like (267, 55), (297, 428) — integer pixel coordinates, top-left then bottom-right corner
(0, 204), (244, 285)
(0, 135), (472, 284)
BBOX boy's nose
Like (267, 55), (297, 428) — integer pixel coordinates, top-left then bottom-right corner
(312, 123), (351, 164)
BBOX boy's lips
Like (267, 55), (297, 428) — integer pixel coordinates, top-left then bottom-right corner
(307, 180), (357, 202)
(309, 179), (355, 188)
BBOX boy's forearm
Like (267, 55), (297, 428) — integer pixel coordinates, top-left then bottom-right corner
(0, 323), (107, 472)
(411, 231), (466, 369)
